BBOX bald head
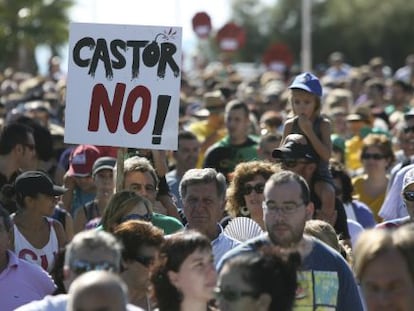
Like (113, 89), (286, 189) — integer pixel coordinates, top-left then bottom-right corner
(67, 271), (128, 311)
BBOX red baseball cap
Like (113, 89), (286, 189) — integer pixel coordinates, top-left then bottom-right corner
(68, 144), (101, 177)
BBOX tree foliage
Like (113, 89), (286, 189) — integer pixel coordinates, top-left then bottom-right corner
(0, 0), (74, 73)
(229, 0), (414, 70)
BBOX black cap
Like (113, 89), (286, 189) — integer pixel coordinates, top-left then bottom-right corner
(272, 141), (318, 162)
(92, 157), (116, 176)
(15, 171), (67, 197)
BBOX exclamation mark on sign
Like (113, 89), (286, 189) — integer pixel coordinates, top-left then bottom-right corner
(152, 95), (171, 144)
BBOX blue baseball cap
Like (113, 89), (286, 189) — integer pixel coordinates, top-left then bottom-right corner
(288, 72), (322, 97)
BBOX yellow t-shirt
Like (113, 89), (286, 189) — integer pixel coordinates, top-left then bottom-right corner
(352, 176), (385, 222)
(188, 120), (226, 167)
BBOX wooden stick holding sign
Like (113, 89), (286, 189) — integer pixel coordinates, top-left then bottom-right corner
(116, 148), (126, 192)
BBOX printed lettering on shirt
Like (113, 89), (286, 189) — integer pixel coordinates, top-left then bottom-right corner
(18, 248), (57, 271)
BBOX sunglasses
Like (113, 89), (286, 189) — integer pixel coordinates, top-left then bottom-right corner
(214, 287), (258, 302)
(404, 126), (414, 134)
(361, 153), (386, 160)
(403, 191), (414, 202)
(71, 259), (117, 275)
(121, 213), (152, 223)
(242, 183), (265, 195)
(134, 254), (155, 267)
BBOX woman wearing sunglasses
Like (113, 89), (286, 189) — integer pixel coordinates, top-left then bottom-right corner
(100, 190), (153, 232)
(352, 133), (395, 222)
(216, 247), (299, 311)
(150, 230), (217, 311)
(113, 220), (164, 310)
(225, 161), (278, 230)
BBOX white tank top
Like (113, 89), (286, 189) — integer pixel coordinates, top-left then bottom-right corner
(13, 217), (59, 272)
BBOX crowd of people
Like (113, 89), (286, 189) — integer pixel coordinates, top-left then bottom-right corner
(1, 51), (414, 310)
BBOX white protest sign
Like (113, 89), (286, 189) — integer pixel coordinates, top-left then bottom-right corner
(65, 22), (182, 150)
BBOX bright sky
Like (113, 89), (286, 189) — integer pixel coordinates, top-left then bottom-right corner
(70, 0), (232, 50)
(39, 0), (273, 74)
(38, 0), (233, 74)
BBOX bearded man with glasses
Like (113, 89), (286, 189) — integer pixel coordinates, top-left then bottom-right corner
(16, 230), (144, 311)
(218, 170), (363, 311)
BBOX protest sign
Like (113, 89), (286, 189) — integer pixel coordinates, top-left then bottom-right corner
(65, 22), (182, 150)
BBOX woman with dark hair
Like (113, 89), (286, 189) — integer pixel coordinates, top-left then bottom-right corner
(225, 161), (277, 230)
(216, 247), (299, 311)
(330, 160), (376, 229)
(11, 171), (67, 272)
(113, 220), (164, 310)
(150, 230), (217, 311)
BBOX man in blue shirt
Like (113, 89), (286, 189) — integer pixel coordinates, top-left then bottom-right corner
(180, 168), (239, 266)
(218, 170), (363, 310)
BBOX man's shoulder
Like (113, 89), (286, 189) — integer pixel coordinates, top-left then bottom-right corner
(305, 238), (349, 268)
(9, 251), (51, 276)
(152, 213), (182, 224)
(396, 163), (414, 177)
(15, 294), (67, 311)
(376, 216), (411, 229)
(216, 234), (270, 271)
(206, 137), (230, 150)
(215, 231), (241, 248)
(152, 213), (184, 234)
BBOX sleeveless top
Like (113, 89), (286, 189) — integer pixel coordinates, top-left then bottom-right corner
(291, 116), (332, 182)
(13, 217), (59, 272)
(83, 200), (100, 221)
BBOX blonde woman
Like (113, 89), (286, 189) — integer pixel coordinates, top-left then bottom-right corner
(100, 190), (153, 232)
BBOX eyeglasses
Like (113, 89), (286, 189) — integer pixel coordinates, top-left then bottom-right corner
(134, 254), (155, 267)
(120, 213), (152, 223)
(277, 158), (310, 168)
(242, 183), (265, 195)
(361, 153), (386, 160)
(404, 126), (414, 134)
(403, 191), (414, 202)
(70, 259), (118, 275)
(214, 287), (258, 302)
(262, 201), (305, 214)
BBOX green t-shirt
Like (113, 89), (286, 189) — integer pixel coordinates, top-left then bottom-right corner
(96, 213), (183, 235)
(151, 213), (183, 234)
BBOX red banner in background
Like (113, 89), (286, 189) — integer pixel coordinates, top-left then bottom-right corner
(216, 22), (245, 52)
(262, 43), (293, 72)
(192, 12), (212, 39)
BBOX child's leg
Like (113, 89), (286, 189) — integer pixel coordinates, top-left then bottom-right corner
(314, 180), (337, 226)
